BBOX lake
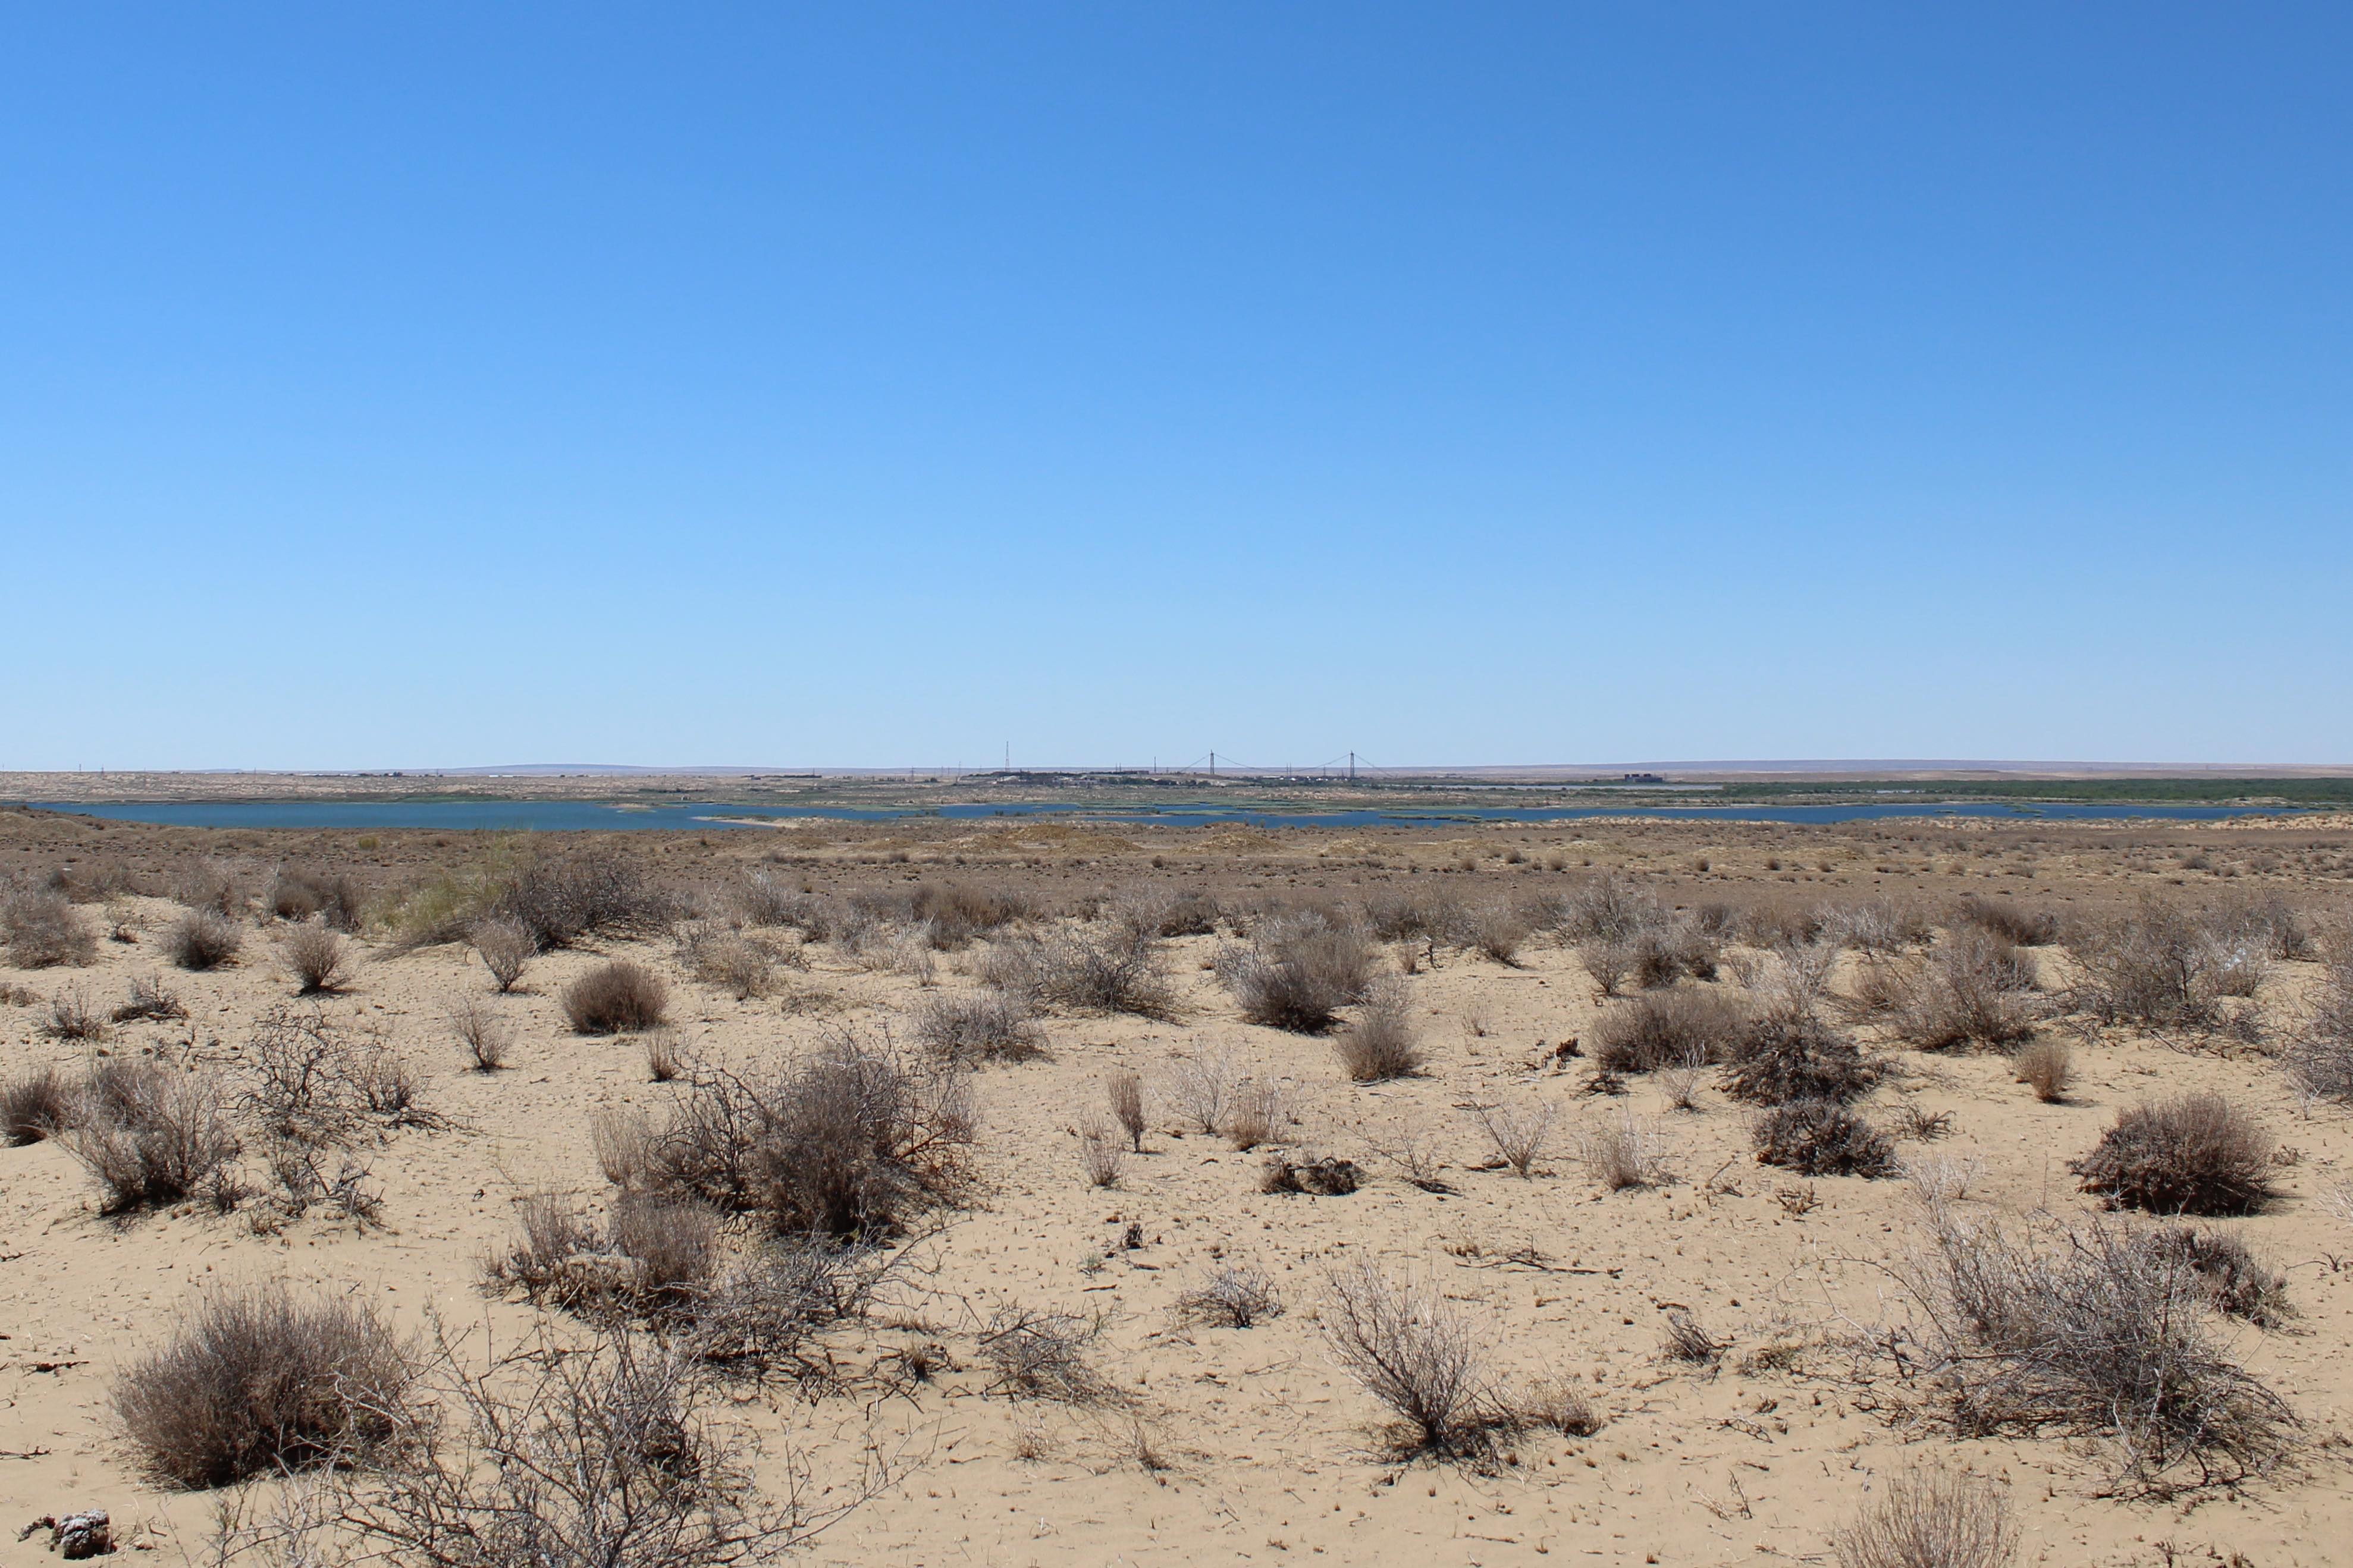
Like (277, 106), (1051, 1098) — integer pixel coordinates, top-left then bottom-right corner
(24, 799), (2307, 832)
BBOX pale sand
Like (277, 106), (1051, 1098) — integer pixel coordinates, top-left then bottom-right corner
(2, 824), (2348, 1567)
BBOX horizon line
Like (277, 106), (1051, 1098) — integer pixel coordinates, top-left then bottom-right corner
(10, 759), (2353, 779)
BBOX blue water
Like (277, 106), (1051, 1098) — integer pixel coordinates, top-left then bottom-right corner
(24, 798), (2305, 832)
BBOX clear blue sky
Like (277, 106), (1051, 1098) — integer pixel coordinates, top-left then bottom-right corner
(5, 5), (2347, 771)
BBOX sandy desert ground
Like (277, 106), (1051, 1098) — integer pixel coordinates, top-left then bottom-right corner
(4, 806), (2351, 1568)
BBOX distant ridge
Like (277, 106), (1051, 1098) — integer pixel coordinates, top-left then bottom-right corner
(422, 760), (2352, 778)
(448, 765), (798, 776)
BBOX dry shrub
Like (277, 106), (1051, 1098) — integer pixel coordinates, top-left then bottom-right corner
(1956, 895), (2057, 947)
(362, 1045), (434, 1130)
(244, 1005), (371, 1145)
(978, 1304), (1113, 1403)
(1631, 921), (1720, 987)
(485, 1189), (727, 1322)
(1219, 913), (1374, 1032)
(2012, 1039), (2070, 1102)
(2069, 1093), (2273, 1215)
(264, 868), (322, 924)
(1580, 940), (1636, 998)
(2216, 891), (2313, 962)
(736, 871), (828, 934)
(42, 859), (140, 902)
(1166, 1047), (1235, 1133)
(1077, 1114), (1124, 1189)
(64, 1061), (241, 1212)
(1830, 1464), (2018, 1568)
(563, 961), (670, 1034)
(396, 841), (670, 953)
(1661, 1310), (1723, 1365)
(1465, 905), (1529, 966)
(644, 1033), (975, 1238)
(1894, 1102), (1954, 1141)
(1521, 1378), (1604, 1436)
(2284, 955), (2353, 1102)
(483, 1191), (600, 1299)
(102, 900), (150, 941)
(241, 1007), (430, 1152)
(1106, 1069), (1146, 1151)
(1881, 937), (2043, 1051)
(1545, 875), (1656, 942)
(1467, 1097), (1557, 1177)
(1752, 1099), (1896, 1178)
(829, 900), (895, 966)
(676, 922), (781, 1000)
(1223, 1081), (1285, 1150)
(112, 1281), (413, 1488)
(605, 1191), (723, 1309)
(876, 929), (940, 985)
(645, 1032), (684, 1082)
(1691, 901), (1738, 937)
(1320, 1263), (1489, 1453)
(1077, 1119), (1124, 1187)
(685, 1241), (896, 1379)
(112, 974), (187, 1023)
(1846, 954), (1914, 1019)
(1577, 1109), (1670, 1190)
(1367, 1126), (1452, 1192)
(2204, 941), (2272, 1001)
(1957, 931), (2040, 992)
(450, 995), (513, 1071)
(257, 1140), (382, 1225)
(910, 991), (1044, 1063)
(168, 909), (243, 971)
(470, 916), (535, 992)
(492, 844), (672, 950)
(1774, 938), (1842, 1010)
(1260, 1152), (1362, 1194)
(1825, 900), (1932, 954)
(1718, 947), (1766, 988)
(1141, 887), (1222, 937)
(343, 1322), (861, 1568)
(986, 926), (1175, 1019)
(1176, 1265), (1282, 1327)
(1894, 1209), (2296, 1488)
(701, 933), (780, 1000)
(43, 986), (109, 1042)
(1364, 887), (1461, 947)
(2068, 900), (2259, 1027)
(278, 922), (355, 995)
(1593, 988), (1750, 1073)
(591, 1107), (652, 1187)
(268, 866), (364, 932)
(3, 885), (97, 967)
(3, 1066), (74, 1144)
(1545, 879), (1719, 977)
(1724, 1005), (1878, 1104)
(1744, 904), (1828, 948)
(1655, 1057), (1706, 1111)
(1902, 1152), (1984, 1206)
(175, 860), (247, 917)
(909, 882), (1033, 947)
(2144, 1225), (2291, 1327)
(1335, 979), (1422, 1081)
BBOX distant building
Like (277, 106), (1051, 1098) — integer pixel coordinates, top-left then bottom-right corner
(1620, 772), (1666, 784)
